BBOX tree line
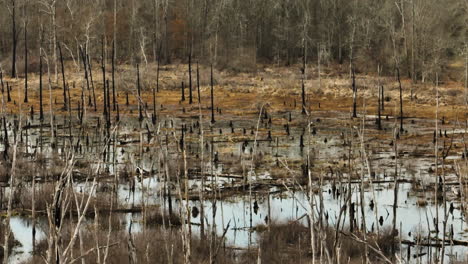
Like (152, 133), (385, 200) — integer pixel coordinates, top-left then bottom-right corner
(0, 0), (466, 83)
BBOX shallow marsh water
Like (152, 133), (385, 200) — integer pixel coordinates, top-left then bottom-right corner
(2, 107), (467, 263)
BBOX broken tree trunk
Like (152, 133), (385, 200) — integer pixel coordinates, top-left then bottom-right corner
(381, 85), (385, 111)
(181, 81), (185, 102)
(87, 53), (97, 111)
(189, 51), (193, 104)
(7, 82), (11, 102)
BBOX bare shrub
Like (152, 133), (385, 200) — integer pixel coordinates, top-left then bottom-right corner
(146, 209), (182, 227)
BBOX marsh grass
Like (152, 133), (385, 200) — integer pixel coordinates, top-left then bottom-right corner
(253, 221), (398, 263)
(145, 210), (182, 227)
(23, 219), (238, 264)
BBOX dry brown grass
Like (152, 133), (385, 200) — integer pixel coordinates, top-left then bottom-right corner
(18, 182), (111, 216)
(22, 218), (238, 264)
(145, 210), (182, 227)
(252, 221), (398, 263)
(256, 221), (312, 263)
(1, 61), (465, 125)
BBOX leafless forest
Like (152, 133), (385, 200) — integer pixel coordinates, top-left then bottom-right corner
(0, 0), (467, 263)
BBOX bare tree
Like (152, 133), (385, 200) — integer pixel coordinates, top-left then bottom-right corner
(8, 0), (18, 77)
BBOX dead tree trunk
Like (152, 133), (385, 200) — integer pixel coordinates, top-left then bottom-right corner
(188, 51), (193, 104)
(301, 78), (306, 115)
(58, 42), (67, 110)
(0, 71), (4, 94)
(197, 61), (201, 104)
(352, 69), (357, 118)
(156, 46), (161, 93)
(7, 82), (11, 102)
(39, 51), (44, 120)
(163, 1), (170, 64)
(106, 79), (111, 127)
(2, 117), (9, 160)
(397, 67), (404, 132)
(112, 41), (116, 111)
(210, 63), (215, 123)
(392, 133), (399, 259)
(152, 49), (158, 123)
(377, 65), (382, 130)
(181, 81), (185, 101)
(102, 39), (108, 124)
(11, 0), (17, 77)
(465, 43), (467, 105)
(79, 46), (91, 108)
(24, 24), (28, 102)
(381, 85), (385, 111)
(377, 88), (382, 130)
(87, 54), (97, 111)
(301, 47), (306, 115)
(137, 64), (143, 121)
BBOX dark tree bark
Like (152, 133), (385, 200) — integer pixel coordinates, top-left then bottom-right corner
(106, 79), (111, 126)
(301, 78), (306, 114)
(210, 63), (215, 123)
(7, 82), (11, 102)
(79, 92), (83, 124)
(181, 81), (185, 101)
(381, 85), (385, 111)
(3, 117), (9, 160)
(137, 64), (143, 121)
(0, 70), (4, 94)
(188, 51), (193, 104)
(87, 53), (97, 111)
(377, 86), (381, 130)
(79, 46), (91, 107)
(103, 79), (108, 128)
(116, 103), (120, 121)
(58, 42), (67, 110)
